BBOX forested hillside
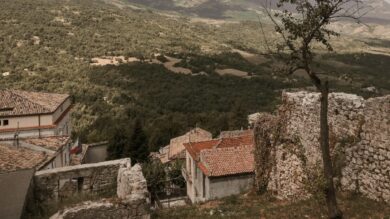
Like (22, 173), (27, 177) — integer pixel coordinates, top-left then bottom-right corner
(1, 0), (389, 152)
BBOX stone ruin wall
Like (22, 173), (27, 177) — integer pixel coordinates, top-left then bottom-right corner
(34, 159), (130, 204)
(256, 92), (389, 202)
(341, 95), (390, 201)
(50, 163), (150, 219)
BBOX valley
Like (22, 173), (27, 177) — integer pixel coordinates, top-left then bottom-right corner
(0, 0), (389, 151)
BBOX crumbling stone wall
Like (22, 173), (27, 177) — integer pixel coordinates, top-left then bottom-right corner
(34, 159), (130, 205)
(341, 95), (390, 202)
(255, 92), (390, 202)
(50, 164), (150, 219)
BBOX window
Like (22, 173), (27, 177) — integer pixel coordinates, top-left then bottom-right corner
(77, 177), (84, 192)
(2, 120), (9, 126)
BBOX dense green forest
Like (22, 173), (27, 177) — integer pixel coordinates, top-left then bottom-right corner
(79, 62), (294, 151)
(1, 0), (389, 154)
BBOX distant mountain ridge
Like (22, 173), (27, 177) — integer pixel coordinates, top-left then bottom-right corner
(124, 0), (390, 23)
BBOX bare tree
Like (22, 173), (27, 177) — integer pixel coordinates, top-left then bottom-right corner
(260, 0), (369, 218)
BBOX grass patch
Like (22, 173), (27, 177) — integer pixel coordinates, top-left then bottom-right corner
(153, 192), (390, 218)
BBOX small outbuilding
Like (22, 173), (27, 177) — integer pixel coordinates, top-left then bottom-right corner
(183, 133), (255, 203)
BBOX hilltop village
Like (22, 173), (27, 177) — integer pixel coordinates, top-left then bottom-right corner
(0, 89), (388, 218)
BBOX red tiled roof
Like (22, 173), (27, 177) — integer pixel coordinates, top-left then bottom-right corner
(217, 134), (253, 148)
(183, 139), (221, 160)
(0, 144), (48, 173)
(0, 90), (69, 117)
(184, 133), (254, 160)
(184, 130), (255, 177)
(199, 146), (254, 177)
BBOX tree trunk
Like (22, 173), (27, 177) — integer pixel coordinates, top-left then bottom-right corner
(319, 81), (343, 219)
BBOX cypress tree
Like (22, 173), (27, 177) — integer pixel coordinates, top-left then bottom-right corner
(125, 118), (149, 164)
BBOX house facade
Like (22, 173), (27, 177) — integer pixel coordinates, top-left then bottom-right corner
(183, 133), (255, 203)
(0, 90), (72, 139)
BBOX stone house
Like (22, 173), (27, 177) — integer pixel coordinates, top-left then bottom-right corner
(183, 134), (255, 203)
(0, 90), (72, 139)
(169, 127), (212, 160)
(153, 128), (212, 164)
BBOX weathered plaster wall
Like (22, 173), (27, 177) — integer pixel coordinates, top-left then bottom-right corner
(255, 92), (390, 202)
(83, 142), (109, 164)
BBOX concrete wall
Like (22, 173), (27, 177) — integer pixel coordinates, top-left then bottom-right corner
(190, 160), (208, 203)
(184, 153), (196, 203)
(254, 92), (390, 202)
(208, 174), (254, 200)
(83, 142), (109, 164)
(0, 128), (56, 139)
(34, 159), (130, 205)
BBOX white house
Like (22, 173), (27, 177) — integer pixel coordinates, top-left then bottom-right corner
(183, 133), (255, 203)
(0, 90), (72, 139)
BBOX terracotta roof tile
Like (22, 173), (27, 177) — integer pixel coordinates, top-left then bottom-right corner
(184, 133), (254, 160)
(184, 130), (255, 177)
(0, 144), (48, 173)
(183, 139), (220, 159)
(217, 134), (254, 148)
(199, 146), (254, 177)
(0, 90), (69, 117)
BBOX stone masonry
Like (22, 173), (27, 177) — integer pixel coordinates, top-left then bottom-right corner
(50, 163), (150, 219)
(255, 91), (389, 202)
(34, 159), (130, 204)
